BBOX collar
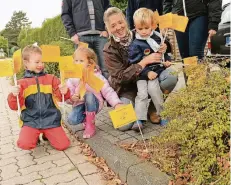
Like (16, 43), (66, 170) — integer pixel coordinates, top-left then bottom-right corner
(24, 70), (46, 78)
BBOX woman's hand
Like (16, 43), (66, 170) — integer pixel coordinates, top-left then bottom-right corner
(71, 94), (80, 102)
(162, 61), (171, 68)
(139, 53), (162, 69)
(158, 43), (167, 54)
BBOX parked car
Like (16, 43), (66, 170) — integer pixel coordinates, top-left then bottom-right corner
(211, 0), (230, 55)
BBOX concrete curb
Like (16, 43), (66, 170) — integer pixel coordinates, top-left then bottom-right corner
(65, 123), (170, 185)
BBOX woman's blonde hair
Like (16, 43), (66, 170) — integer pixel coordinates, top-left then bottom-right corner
(133, 8), (154, 26)
(103, 7), (128, 32)
(74, 47), (97, 66)
(22, 45), (42, 61)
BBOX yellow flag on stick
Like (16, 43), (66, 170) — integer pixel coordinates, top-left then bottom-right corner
(41, 45), (60, 62)
(78, 42), (89, 48)
(12, 49), (22, 73)
(109, 104), (137, 129)
(0, 60), (14, 77)
(158, 13), (173, 29)
(172, 14), (189, 32)
(86, 72), (104, 93)
(183, 56), (198, 65)
(59, 56), (83, 79)
(153, 10), (160, 30)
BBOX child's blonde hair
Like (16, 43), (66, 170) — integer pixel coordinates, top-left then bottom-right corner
(133, 8), (154, 27)
(22, 45), (42, 61)
(74, 47), (97, 66)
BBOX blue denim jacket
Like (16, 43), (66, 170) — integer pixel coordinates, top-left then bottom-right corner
(128, 32), (171, 80)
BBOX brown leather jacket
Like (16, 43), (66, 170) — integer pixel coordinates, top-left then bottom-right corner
(103, 38), (142, 102)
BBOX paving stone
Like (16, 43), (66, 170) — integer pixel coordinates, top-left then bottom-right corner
(17, 155), (36, 168)
(57, 177), (88, 185)
(32, 146), (50, 159)
(117, 133), (132, 140)
(0, 157), (17, 167)
(65, 146), (82, 156)
(84, 173), (107, 185)
(0, 143), (16, 154)
(19, 161), (56, 175)
(39, 163), (76, 178)
(0, 163), (20, 180)
(95, 120), (105, 126)
(77, 162), (98, 176)
(1, 172), (42, 185)
(0, 131), (13, 139)
(42, 170), (81, 185)
(34, 153), (67, 164)
(119, 137), (138, 144)
(52, 158), (71, 167)
(26, 180), (45, 185)
(98, 124), (114, 133)
(107, 129), (123, 137)
(103, 134), (119, 144)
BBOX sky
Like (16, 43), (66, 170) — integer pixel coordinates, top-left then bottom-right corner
(0, 0), (62, 30)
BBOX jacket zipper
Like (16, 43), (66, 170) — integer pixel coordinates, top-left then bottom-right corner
(35, 75), (42, 129)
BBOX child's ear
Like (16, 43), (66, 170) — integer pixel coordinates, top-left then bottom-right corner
(23, 60), (28, 69)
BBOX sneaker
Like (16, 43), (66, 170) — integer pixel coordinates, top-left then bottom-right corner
(160, 119), (168, 127)
(132, 120), (145, 132)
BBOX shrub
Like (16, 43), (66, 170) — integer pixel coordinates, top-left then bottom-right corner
(154, 62), (230, 184)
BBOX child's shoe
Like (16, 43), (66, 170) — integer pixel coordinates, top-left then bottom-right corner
(132, 120), (145, 132)
(83, 112), (96, 139)
(160, 119), (168, 127)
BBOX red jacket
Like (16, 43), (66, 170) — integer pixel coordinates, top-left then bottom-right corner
(8, 70), (70, 129)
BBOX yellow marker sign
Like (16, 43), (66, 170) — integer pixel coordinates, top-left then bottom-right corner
(183, 56), (198, 65)
(41, 45), (60, 62)
(109, 104), (137, 129)
(13, 49), (22, 73)
(153, 10), (159, 30)
(0, 60), (14, 77)
(172, 14), (188, 32)
(59, 56), (83, 80)
(158, 13), (173, 29)
(79, 80), (87, 99)
(86, 72), (104, 93)
(78, 42), (89, 48)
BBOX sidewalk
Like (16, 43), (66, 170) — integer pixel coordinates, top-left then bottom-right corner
(0, 77), (107, 185)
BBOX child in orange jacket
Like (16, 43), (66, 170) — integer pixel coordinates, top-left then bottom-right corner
(8, 45), (70, 151)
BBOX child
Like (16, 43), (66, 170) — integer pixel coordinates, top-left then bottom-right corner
(8, 45), (71, 151)
(128, 8), (171, 131)
(66, 47), (122, 139)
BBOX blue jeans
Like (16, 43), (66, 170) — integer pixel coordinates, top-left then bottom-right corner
(77, 35), (109, 78)
(68, 93), (99, 125)
(175, 16), (208, 60)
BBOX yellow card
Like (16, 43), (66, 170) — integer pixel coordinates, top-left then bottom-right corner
(78, 42), (89, 48)
(183, 56), (198, 65)
(158, 13), (173, 29)
(86, 72), (104, 92)
(0, 60), (14, 77)
(172, 14), (188, 32)
(12, 49), (22, 73)
(109, 104), (137, 129)
(41, 45), (60, 62)
(59, 56), (83, 79)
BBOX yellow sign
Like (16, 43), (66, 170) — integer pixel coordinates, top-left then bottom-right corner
(86, 72), (104, 92)
(59, 56), (83, 79)
(158, 13), (173, 29)
(78, 42), (89, 48)
(183, 56), (198, 65)
(0, 60), (14, 77)
(13, 49), (22, 73)
(109, 104), (137, 129)
(41, 45), (60, 62)
(172, 14), (188, 32)
(79, 80), (86, 99)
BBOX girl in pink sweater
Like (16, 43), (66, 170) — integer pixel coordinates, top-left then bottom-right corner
(66, 47), (122, 139)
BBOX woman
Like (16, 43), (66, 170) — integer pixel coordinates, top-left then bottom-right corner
(163, 0), (222, 60)
(103, 7), (178, 131)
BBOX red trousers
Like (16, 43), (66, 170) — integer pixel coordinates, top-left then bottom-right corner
(17, 126), (70, 151)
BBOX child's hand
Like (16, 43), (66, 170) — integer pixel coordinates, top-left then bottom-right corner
(59, 84), (68, 95)
(158, 43), (167, 54)
(163, 61), (171, 68)
(148, 71), (158, 80)
(115, 104), (124, 109)
(71, 94), (80, 102)
(10, 85), (20, 96)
